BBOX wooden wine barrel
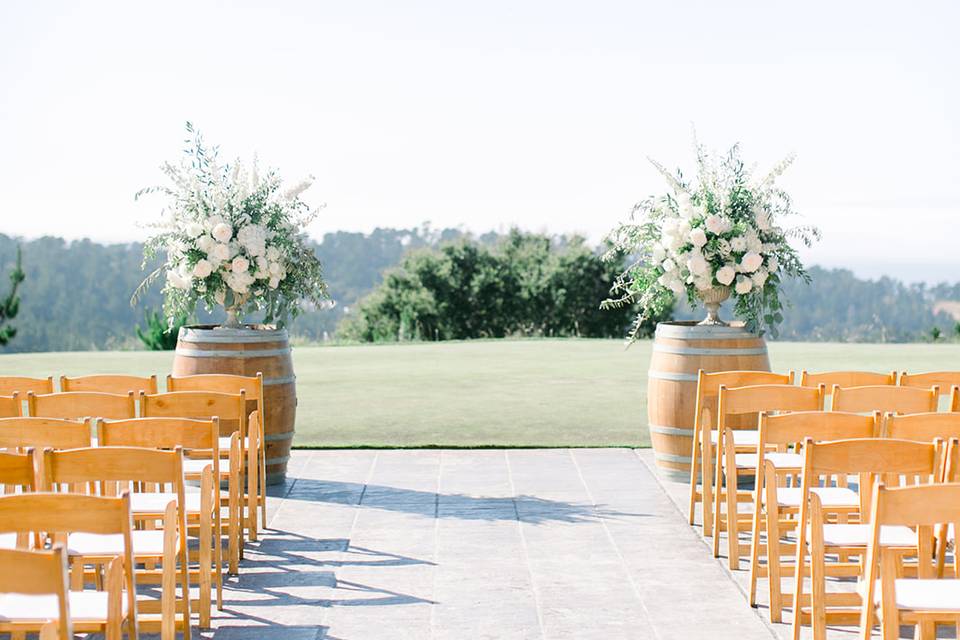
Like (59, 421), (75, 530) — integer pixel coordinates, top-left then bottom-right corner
(172, 325), (296, 485)
(647, 322), (770, 481)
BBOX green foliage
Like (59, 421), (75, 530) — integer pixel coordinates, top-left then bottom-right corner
(0, 245), (25, 347)
(340, 230), (647, 342)
(931, 326), (942, 342)
(135, 308), (187, 351)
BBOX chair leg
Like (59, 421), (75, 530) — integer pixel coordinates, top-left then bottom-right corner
(688, 423), (701, 526)
(701, 424), (715, 538)
(723, 432), (740, 569)
(748, 467), (766, 608)
(260, 423), (268, 530)
(247, 430), (259, 542)
(712, 440), (725, 558)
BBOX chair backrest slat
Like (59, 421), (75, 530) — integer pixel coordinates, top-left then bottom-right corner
(0, 546), (72, 639)
(885, 412), (960, 442)
(760, 410), (878, 446)
(831, 385), (939, 415)
(27, 391), (136, 420)
(98, 417), (218, 451)
(0, 417), (91, 449)
(0, 376), (54, 396)
(0, 449), (35, 490)
(0, 393), (20, 418)
(899, 371), (960, 397)
(800, 370), (896, 388)
(60, 374), (158, 395)
(141, 390), (246, 438)
(718, 384), (823, 419)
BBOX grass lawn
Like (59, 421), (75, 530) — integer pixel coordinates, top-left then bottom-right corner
(1, 339), (957, 447)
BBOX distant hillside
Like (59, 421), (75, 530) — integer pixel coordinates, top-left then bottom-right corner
(0, 230), (957, 352)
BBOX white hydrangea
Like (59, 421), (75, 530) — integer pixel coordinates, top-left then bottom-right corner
(661, 258), (676, 272)
(752, 269), (768, 287)
(185, 222), (204, 238)
(237, 224), (267, 257)
(687, 252), (709, 276)
(266, 245), (282, 261)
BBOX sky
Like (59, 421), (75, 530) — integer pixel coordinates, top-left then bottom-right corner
(0, 1), (957, 282)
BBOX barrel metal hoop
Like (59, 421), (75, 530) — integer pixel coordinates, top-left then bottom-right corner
(655, 322), (759, 339)
(263, 375), (297, 387)
(263, 430), (296, 442)
(652, 344), (768, 356)
(647, 423), (695, 437)
(175, 347), (292, 358)
(265, 454), (292, 466)
(178, 326), (290, 343)
(653, 451), (691, 464)
(648, 370), (699, 382)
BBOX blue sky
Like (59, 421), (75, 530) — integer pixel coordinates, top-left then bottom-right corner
(1, 1), (957, 281)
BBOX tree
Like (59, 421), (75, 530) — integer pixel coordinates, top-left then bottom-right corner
(931, 326), (942, 342)
(0, 245), (25, 347)
(135, 308), (187, 350)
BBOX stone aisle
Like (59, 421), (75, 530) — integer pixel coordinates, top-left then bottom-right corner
(201, 449), (777, 640)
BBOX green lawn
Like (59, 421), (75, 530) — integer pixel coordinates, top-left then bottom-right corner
(1, 339), (957, 447)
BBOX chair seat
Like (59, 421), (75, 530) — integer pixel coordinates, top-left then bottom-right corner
(814, 524), (915, 547)
(0, 590), (127, 622)
(130, 492), (203, 515)
(0, 533), (16, 550)
(867, 579), (960, 612)
(67, 531), (173, 557)
(729, 452), (803, 470)
(710, 430), (759, 446)
(183, 458), (225, 475)
(218, 436), (252, 449)
(767, 486), (859, 508)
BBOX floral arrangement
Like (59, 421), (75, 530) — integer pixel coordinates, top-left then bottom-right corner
(133, 123), (329, 329)
(603, 140), (819, 338)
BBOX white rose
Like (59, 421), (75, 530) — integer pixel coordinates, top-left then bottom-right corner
(212, 222), (233, 244)
(687, 252), (709, 276)
(730, 236), (747, 253)
(715, 265), (736, 286)
(752, 269), (768, 287)
(210, 243), (231, 263)
(651, 244), (666, 262)
(767, 256), (779, 272)
(196, 235), (215, 253)
(192, 259), (213, 279)
(689, 228), (707, 248)
(268, 276), (280, 289)
(740, 251), (763, 273)
(166, 268), (190, 290)
(206, 215), (225, 230)
(185, 222), (204, 238)
(231, 256), (250, 273)
(661, 258), (676, 273)
(735, 275), (753, 295)
(704, 214), (726, 235)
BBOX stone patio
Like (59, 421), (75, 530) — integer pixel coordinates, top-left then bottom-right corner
(201, 448), (778, 639)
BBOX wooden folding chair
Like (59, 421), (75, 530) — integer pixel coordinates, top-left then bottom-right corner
(167, 373), (266, 538)
(41, 446), (190, 639)
(859, 481), (960, 640)
(688, 370), (794, 536)
(899, 371), (960, 401)
(141, 391), (246, 573)
(0, 449), (36, 551)
(713, 384), (823, 567)
(832, 385), (939, 434)
(0, 492), (138, 640)
(791, 438), (942, 640)
(60, 374), (158, 395)
(0, 417), (92, 451)
(0, 546), (73, 640)
(886, 411), (960, 442)
(0, 376), (53, 396)
(99, 416), (224, 625)
(747, 411), (879, 621)
(27, 391), (136, 421)
(0, 393), (20, 418)
(801, 371), (896, 411)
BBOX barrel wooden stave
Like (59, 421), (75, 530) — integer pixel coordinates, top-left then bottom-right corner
(172, 326), (296, 485)
(647, 322), (770, 481)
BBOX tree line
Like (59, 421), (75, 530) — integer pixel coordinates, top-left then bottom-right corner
(0, 229), (957, 352)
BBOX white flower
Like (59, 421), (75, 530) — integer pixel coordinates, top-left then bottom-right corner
(730, 236), (747, 253)
(745, 230), (763, 253)
(687, 252), (709, 276)
(209, 243), (231, 263)
(185, 222), (204, 238)
(651, 244), (666, 262)
(212, 222), (233, 244)
(268, 276), (281, 289)
(265, 245), (282, 261)
(237, 224), (267, 257)
(767, 256), (779, 272)
(192, 259), (213, 279)
(214, 289), (225, 305)
(206, 215), (225, 230)
(661, 258), (676, 273)
(283, 176), (314, 201)
(716, 265), (736, 286)
(166, 268), (190, 290)
(735, 275), (753, 295)
(740, 251), (763, 273)
(676, 220), (692, 240)
(196, 235), (215, 253)
(752, 269), (768, 287)
(716, 238), (731, 257)
(668, 279), (686, 294)
(231, 256), (250, 273)
(689, 228), (707, 248)
(661, 219), (679, 238)
(705, 214), (731, 235)
(755, 208), (771, 231)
